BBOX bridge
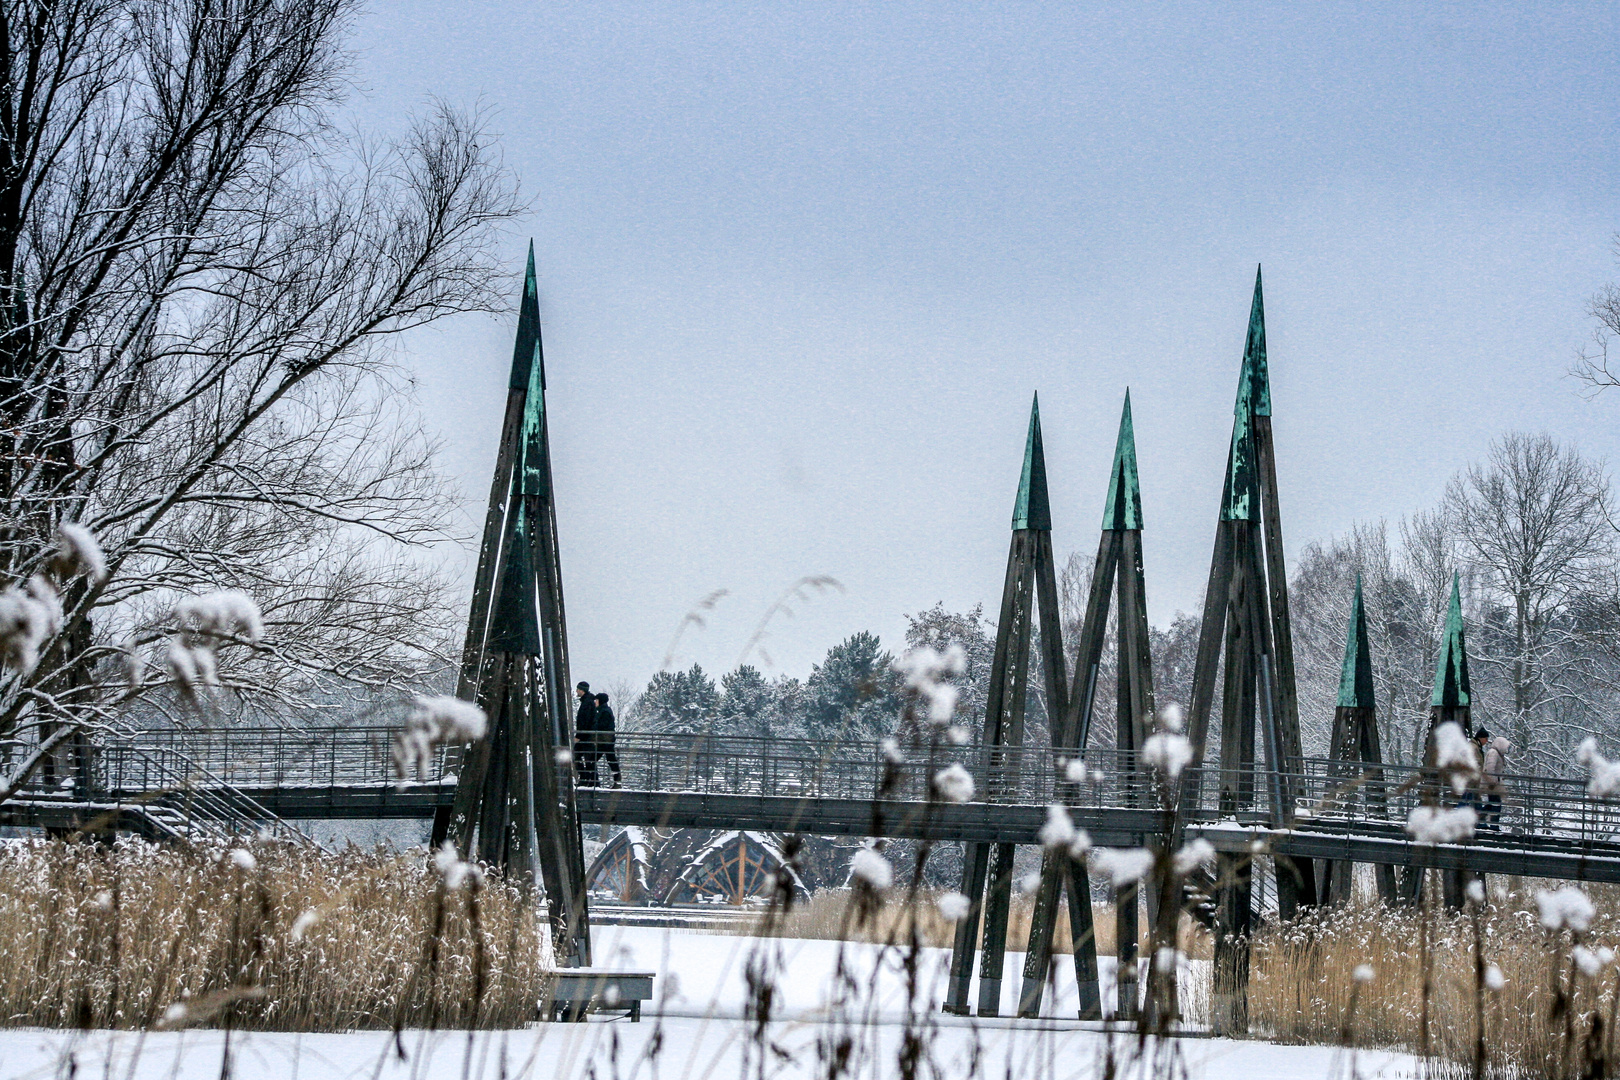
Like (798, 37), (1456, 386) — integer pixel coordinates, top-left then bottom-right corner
(8, 726), (1620, 887)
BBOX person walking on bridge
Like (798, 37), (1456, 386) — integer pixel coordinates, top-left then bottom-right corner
(1478, 728), (1509, 832)
(574, 682), (599, 786)
(594, 692), (623, 788)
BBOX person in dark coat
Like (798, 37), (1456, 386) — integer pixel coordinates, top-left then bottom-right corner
(573, 681), (599, 786)
(594, 692), (623, 788)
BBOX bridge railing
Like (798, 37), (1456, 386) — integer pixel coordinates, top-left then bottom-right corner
(34, 726), (1620, 848)
(91, 727), (452, 792)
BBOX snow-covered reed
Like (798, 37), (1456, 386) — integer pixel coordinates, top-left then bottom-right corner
(726, 886), (1218, 961)
(1249, 883), (1620, 1078)
(0, 839), (550, 1031)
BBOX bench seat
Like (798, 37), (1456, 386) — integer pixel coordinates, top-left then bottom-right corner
(545, 969), (656, 1022)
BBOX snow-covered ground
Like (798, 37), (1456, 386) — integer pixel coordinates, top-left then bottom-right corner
(0, 926), (1420, 1079)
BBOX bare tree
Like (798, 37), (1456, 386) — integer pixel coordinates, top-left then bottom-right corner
(0, 0), (521, 786)
(1289, 519), (1457, 765)
(1572, 234), (1620, 396)
(1444, 433), (1614, 767)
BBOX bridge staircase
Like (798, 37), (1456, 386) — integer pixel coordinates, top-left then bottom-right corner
(5, 737), (314, 847)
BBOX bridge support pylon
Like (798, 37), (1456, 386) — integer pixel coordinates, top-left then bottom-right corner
(438, 244), (591, 967)
(1404, 574), (1477, 909)
(1319, 575), (1398, 906)
(1017, 392), (1155, 1021)
(944, 394), (1078, 1018)
(1185, 269), (1316, 1035)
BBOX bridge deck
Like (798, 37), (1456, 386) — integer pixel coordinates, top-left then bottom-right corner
(10, 727), (1620, 883)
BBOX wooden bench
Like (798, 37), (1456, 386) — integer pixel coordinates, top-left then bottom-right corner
(544, 969), (656, 1022)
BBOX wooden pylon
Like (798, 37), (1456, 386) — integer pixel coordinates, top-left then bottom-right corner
(1185, 269), (1315, 1035)
(437, 244), (591, 967)
(943, 394), (1070, 1017)
(1402, 574), (1475, 907)
(1318, 575), (1398, 905)
(1015, 392), (1151, 1020)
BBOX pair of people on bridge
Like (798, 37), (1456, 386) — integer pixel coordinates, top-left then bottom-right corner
(574, 681), (622, 788)
(1461, 727), (1510, 831)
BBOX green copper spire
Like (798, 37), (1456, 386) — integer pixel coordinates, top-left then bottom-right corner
(1218, 384), (1259, 522)
(1101, 390), (1143, 531)
(503, 242), (550, 497)
(1239, 264), (1271, 418)
(1336, 575), (1376, 709)
(1431, 573), (1471, 708)
(1011, 393), (1052, 531)
(508, 241), (544, 391)
(485, 502), (542, 655)
(518, 329), (548, 497)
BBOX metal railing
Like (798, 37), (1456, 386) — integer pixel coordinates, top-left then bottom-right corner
(16, 736), (316, 846)
(101, 726), (452, 792)
(19, 726), (1620, 852)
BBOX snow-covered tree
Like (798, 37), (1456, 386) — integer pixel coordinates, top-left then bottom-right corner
(633, 664), (721, 735)
(904, 603), (993, 737)
(1446, 433), (1614, 768)
(803, 631), (900, 743)
(0, 0), (520, 787)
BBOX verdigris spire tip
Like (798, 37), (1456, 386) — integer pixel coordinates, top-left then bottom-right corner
(1101, 390), (1142, 531)
(1011, 392), (1052, 532)
(1337, 573), (1376, 709)
(1431, 572), (1471, 709)
(509, 242), (544, 391)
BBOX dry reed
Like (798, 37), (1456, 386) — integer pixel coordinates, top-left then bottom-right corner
(733, 887), (1214, 960)
(0, 837), (552, 1031)
(1250, 882), (1620, 1078)
(729, 889), (1114, 953)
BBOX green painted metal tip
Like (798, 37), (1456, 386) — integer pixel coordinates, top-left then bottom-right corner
(1430, 572), (1472, 708)
(518, 337), (549, 498)
(1337, 574), (1376, 709)
(1238, 264), (1272, 419)
(1101, 390), (1143, 531)
(486, 501), (542, 655)
(1218, 389), (1259, 522)
(508, 241), (545, 391)
(1011, 392), (1052, 531)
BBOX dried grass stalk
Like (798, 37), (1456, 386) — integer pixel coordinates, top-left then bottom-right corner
(0, 838), (551, 1031)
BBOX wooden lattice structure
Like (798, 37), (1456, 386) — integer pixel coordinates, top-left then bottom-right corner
(943, 395), (1071, 1017)
(1183, 270), (1315, 1034)
(435, 245), (591, 966)
(1017, 393), (1154, 1020)
(585, 827), (807, 905)
(588, 826), (658, 903)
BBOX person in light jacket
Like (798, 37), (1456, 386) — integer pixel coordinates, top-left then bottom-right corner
(1477, 728), (1510, 831)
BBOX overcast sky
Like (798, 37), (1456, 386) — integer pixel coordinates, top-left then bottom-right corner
(347, 2), (1620, 693)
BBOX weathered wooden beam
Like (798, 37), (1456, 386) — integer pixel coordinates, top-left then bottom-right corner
(943, 527), (1025, 1014)
(1184, 521), (1234, 795)
(1015, 527), (1082, 1018)
(976, 534), (1036, 1016)
(1210, 851), (1251, 1035)
(944, 841), (991, 1014)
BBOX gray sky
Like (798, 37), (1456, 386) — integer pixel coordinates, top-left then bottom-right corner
(348, 2), (1620, 693)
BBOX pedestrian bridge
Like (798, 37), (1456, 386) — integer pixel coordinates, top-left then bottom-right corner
(7, 727), (1620, 884)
